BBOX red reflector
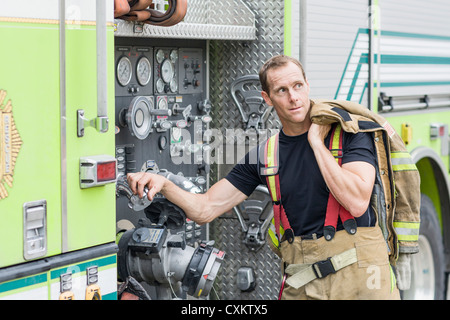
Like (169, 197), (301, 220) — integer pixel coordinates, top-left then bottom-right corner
(439, 126), (445, 137)
(97, 161), (116, 182)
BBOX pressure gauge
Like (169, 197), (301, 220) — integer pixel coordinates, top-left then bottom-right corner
(170, 49), (178, 63)
(161, 59), (174, 83)
(117, 56), (132, 87)
(136, 56), (151, 86)
(158, 97), (169, 110)
(170, 78), (178, 93)
(156, 49), (165, 64)
(156, 78), (165, 93)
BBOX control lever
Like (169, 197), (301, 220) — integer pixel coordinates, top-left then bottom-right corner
(232, 185), (273, 251)
(197, 99), (211, 114)
(116, 166), (202, 212)
(151, 109), (172, 117)
(116, 174), (153, 211)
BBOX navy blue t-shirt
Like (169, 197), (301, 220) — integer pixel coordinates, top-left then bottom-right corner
(225, 127), (377, 238)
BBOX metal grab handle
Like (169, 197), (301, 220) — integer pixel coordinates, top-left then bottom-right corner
(230, 75), (270, 130)
(232, 185), (273, 251)
(77, 0), (109, 137)
(97, 0), (108, 118)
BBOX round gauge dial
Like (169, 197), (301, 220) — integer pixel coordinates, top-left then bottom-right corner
(158, 97), (168, 110)
(170, 49), (178, 63)
(117, 56), (132, 87)
(156, 78), (165, 93)
(156, 49), (165, 64)
(136, 56), (151, 86)
(161, 59), (174, 83)
(170, 78), (178, 93)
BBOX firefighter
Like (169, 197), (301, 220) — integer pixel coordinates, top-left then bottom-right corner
(127, 55), (400, 300)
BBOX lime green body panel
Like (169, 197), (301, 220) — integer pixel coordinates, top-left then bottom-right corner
(64, 25), (116, 252)
(385, 110), (450, 165)
(385, 109), (450, 225)
(0, 21), (62, 267)
(0, 20), (116, 266)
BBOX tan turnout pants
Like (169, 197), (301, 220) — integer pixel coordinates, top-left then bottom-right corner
(280, 226), (400, 300)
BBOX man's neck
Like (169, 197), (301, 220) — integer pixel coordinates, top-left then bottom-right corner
(281, 115), (312, 136)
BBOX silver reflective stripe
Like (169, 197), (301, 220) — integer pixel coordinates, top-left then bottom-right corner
(393, 221), (420, 242)
(391, 152), (417, 171)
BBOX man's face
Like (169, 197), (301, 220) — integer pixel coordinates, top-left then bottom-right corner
(261, 61), (311, 135)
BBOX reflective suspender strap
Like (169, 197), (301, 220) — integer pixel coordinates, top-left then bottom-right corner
(264, 133), (294, 244)
(284, 248), (358, 289)
(323, 124), (357, 241)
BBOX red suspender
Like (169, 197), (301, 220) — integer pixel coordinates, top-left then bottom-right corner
(323, 124), (357, 241)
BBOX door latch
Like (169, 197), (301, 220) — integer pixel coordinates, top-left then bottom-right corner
(23, 200), (47, 260)
(77, 109), (109, 137)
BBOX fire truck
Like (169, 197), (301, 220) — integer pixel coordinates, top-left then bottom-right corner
(0, 0), (449, 300)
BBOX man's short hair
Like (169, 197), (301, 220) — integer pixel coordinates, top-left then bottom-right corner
(259, 55), (307, 94)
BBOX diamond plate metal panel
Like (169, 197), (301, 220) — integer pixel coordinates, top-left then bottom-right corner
(210, 218), (282, 300)
(208, 0), (284, 300)
(114, 0), (256, 40)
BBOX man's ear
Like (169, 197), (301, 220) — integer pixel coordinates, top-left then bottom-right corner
(261, 90), (273, 106)
(305, 78), (310, 94)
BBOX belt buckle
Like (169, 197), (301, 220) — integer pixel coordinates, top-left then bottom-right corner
(312, 257), (336, 279)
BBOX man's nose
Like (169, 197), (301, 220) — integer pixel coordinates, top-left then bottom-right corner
(288, 88), (300, 102)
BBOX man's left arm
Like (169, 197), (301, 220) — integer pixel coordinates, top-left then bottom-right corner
(308, 123), (375, 217)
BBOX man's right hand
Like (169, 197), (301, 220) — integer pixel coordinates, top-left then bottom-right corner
(127, 172), (168, 201)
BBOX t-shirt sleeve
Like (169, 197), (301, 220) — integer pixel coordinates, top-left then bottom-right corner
(224, 146), (263, 197)
(342, 131), (377, 168)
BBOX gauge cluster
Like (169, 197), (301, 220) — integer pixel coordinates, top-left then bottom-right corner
(114, 39), (209, 246)
(154, 48), (178, 94)
(115, 46), (154, 97)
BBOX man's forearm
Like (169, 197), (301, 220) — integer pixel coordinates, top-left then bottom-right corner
(128, 172), (248, 225)
(160, 179), (214, 224)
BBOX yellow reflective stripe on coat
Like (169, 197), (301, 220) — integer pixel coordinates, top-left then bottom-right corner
(393, 221), (420, 242)
(331, 124), (342, 161)
(389, 265), (397, 293)
(391, 152), (418, 172)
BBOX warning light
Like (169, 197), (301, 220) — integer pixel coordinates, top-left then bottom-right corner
(97, 161), (117, 182)
(430, 123), (447, 140)
(80, 155), (117, 188)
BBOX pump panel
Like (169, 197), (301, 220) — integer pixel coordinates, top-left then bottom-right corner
(114, 38), (209, 246)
